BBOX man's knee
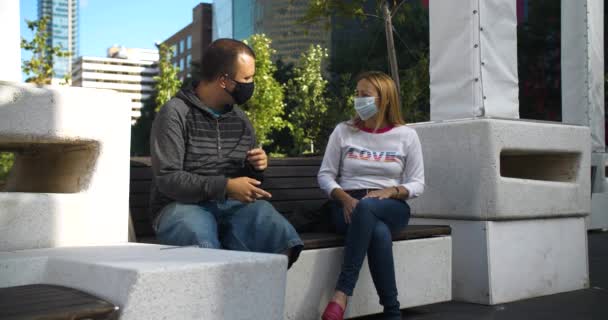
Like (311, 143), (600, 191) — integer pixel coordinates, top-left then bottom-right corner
(157, 202), (220, 248)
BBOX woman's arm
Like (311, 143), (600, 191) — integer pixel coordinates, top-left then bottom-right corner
(401, 130), (425, 199)
(318, 125), (344, 197)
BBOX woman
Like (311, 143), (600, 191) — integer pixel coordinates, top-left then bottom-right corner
(318, 71), (425, 320)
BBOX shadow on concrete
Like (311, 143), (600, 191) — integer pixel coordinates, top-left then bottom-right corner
(355, 231), (608, 320)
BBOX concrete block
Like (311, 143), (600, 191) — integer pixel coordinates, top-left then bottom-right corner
(589, 192), (608, 231)
(0, 244), (287, 320)
(285, 236), (452, 320)
(408, 118), (590, 220)
(0, 82), (132, 251)
(410, 217), (589, 305)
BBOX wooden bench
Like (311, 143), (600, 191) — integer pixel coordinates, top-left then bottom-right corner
(129, 157), (450, 246)
(0, 284), (118, 320)
(129, 157), (452, 319)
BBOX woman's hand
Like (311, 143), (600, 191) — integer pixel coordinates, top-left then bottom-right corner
(341, 196), (359, 224)
(363, 187), (398, 200)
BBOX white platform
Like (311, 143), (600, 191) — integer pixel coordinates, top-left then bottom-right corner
(590, 193), (608, 231)
(285, 236), (452, 320)
(408, 118), (590, 220)
(410, 217), (589, 305)
(0, 244), (288, 320)
(0, 82), (132, 251)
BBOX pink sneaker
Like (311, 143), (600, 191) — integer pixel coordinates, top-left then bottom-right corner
(322, 301), (345, 320)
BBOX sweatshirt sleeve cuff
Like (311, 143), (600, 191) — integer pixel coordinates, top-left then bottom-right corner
(324, 181), (342, 198)
(401, 183), (418, 200)
(209, 176), (229, 201)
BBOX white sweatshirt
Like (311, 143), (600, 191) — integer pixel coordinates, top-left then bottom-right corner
(317, 122), (425, 200)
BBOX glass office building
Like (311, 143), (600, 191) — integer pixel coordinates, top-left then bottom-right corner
(212, 0), (233, 39)
(38, 0), (79, 81)
(232, 0), (256, 41)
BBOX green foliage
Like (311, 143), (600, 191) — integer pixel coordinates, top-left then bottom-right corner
(0, 153), (15, 182)
(304, 0), (431, 123)
(131, 95), (157, 156)
(154, 43), (182, 112)
(299, 0), (369, 27)
(21, 17), (70, 85)
(400, 52), (429, 123)
(242, 34), (289, 146)
(286, 45), (330, 155)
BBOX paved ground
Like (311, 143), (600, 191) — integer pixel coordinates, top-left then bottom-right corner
(356, 231), (608, 320)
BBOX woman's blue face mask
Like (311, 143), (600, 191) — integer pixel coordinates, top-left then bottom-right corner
(354, 96), (378, 120)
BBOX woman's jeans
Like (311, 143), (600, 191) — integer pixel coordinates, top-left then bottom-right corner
(330, 190), (410, 317)
(155, 199), (304, 267)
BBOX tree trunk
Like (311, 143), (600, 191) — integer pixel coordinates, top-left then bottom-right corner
(382, 0), (401, 101)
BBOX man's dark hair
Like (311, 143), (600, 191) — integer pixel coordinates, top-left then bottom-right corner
(199, 38), (256, 83)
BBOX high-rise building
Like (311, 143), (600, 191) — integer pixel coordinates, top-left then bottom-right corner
(232, 1), (256, 41)
(212, 0), (233, 39)
(216, 0), (330, 65)
(38, 0), (79, 83)
(255, 0), (330, 65)
(162, 3), (212, 81)
(72, 47), (159, 124)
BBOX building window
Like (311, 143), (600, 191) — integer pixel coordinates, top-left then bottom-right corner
(180, 39), (185, 55)
(180, 58), (184, 71)
(187, 35), (192, 50)
(187, 54), (192, 69)
(172, 44), (178, 57)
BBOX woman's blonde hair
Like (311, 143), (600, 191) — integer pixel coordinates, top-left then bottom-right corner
(353, 71), (405, 129)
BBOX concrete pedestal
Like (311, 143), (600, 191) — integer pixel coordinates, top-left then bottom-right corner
(410, 217), (589, 305)
(0, 244), (287, 320)
(0, 82), (132, 251)
(285, 236), (452, 320)
(408, 118), (590, 220)
(588, 153), (608, 230)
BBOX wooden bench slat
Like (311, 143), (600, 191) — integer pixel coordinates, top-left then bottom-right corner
(264, 166), (320, 177)
(0, 284), (117, 319)
(136, 226), (452, 249)
(260, 177), (318, 189)
(269, 158), (322, 166)
(128, 157), (451, 248)
(130, 167), (153, 180)
(271, 199), (327, 213)
(302, 225), (451, 250)
(264, 188), (326, 201)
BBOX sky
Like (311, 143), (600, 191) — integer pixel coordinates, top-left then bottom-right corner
(19, 0), (212, 80)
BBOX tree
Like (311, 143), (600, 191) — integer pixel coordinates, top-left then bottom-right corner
(300, 0), (405, 92)
(242, 34), (289, 146)
(400, 51), (429, 123)
(0, 153), (14, 184)
(304, 0), (431, 123)
(130, 95), (157, 156)
(154, 43), (182, 111)
(21, 16), (70, 85)
(286, 45), (330, 155)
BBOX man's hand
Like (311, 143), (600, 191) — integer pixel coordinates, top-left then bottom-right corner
(247, 148), (268, 171)
(226, 177), (272, 203)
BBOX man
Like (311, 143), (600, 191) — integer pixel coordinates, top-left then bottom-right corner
(150, 39), (303, 267)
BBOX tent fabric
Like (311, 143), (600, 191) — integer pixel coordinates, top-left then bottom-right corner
(430, 0), (519, 121)
(561, 0), (605, 152)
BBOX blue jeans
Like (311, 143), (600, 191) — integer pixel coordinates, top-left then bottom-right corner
(330, 191), (410, 318)
(155, 200), (304, 267)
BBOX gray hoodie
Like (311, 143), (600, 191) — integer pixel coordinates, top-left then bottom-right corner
(149, 87), (263, 226)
